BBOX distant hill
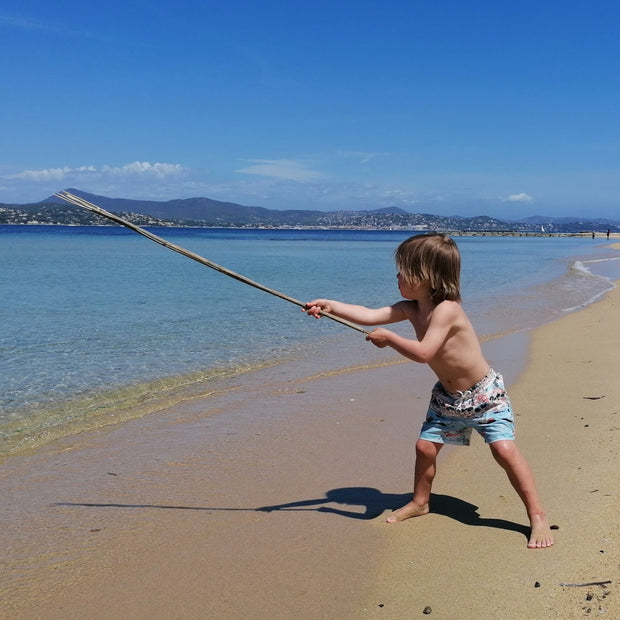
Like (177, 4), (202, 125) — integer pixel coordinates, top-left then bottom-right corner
(0, 188), (618, 233)
(41, 188), (327, 226)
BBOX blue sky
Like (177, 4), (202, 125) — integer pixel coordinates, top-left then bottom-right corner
(2, 1), (619, 219)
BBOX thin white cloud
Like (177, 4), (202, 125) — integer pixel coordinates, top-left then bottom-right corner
(0, 14), (45, 30)
(235, 159), (324, 181)
(10, 166), (96, 181)
(504, 192), (533, 202)
(102, 161), (184, 177)
(9, 161), (185, 182)
(0, 13), (92, 38)
(337, 150), (384, 164)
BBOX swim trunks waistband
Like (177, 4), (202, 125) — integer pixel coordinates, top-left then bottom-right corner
(431, 368), (509, 418)
(444, 367), (495, 398)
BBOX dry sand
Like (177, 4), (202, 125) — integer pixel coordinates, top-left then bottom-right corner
(1, 282), (618, 619)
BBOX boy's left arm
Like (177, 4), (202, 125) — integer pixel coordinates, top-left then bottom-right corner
(366, 302), (457, 363)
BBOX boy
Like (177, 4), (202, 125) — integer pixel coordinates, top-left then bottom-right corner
(305, 233), (554, 549)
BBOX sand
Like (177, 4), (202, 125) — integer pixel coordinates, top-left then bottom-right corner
(1, 281), (618, 619)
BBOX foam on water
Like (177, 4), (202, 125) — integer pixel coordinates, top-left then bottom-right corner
(561, 256), (619, 311)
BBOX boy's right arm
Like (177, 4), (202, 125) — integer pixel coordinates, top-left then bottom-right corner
(304, 299), (406, 326)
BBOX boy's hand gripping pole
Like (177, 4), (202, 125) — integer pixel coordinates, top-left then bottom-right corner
(54, 191), (370, 335)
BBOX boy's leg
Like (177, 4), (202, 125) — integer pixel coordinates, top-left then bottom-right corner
(489, 440), (554, 548)
(387, 439), (442, 523)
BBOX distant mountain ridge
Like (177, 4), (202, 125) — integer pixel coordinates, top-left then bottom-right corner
(0, 188), (618, 233)
(41, 189), (416, 225)
(45, 189), (308, 224)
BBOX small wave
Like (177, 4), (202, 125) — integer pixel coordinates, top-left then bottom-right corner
(562, 280), (615, 313)
(569, 260), (592, 276)
(581, 256), (620, 282)
(562, 258), (617, 312)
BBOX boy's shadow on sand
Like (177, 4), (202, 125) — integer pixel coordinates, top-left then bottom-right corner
(55, 487), (530, 539)
(257, 487), (530, 538)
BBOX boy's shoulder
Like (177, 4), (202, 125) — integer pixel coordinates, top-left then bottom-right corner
(432, 299), (468, 323)
(435, 299), (462, 311)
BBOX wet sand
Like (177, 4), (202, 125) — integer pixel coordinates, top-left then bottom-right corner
(1, 283), (618, 619)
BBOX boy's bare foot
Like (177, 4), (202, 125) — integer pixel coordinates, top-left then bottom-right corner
(386, 500), (429, 523)
(527, 513), (554, 549)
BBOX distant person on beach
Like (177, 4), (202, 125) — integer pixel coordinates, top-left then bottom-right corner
(305, 233), (554, 549)
(607, 229), (611, 239)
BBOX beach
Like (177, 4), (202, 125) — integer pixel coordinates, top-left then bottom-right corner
(2, 278), (618, 618)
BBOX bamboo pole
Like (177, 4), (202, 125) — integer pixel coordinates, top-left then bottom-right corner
(54, 191), (370, 335)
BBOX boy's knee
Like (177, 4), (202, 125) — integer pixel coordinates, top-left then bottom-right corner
(489, 439), (518, 463)
(416, 438), (441, 459)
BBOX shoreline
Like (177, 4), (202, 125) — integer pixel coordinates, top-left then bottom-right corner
(2, 280), (619, 618)
(4, 221), (620, 237)
(3, 231), (619, 465)
(0, 332), (528, 464)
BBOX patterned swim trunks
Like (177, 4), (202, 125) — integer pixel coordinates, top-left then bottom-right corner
(419, 368), (515, 446)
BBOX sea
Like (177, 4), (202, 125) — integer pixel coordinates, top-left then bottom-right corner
(2, 225), (619, 459)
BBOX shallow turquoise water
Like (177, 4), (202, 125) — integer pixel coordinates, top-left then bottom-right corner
(1, 226), (619, 455)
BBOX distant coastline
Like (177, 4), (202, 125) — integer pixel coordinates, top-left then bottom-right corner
(2, 222), (614, 238)
(2, 187), (619, 234)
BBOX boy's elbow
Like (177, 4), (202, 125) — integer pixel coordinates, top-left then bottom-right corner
(412, 351), (433, 364)
(406, 345), (435, 364)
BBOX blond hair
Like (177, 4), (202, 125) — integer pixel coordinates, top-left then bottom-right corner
(395, 233), (461, 304)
